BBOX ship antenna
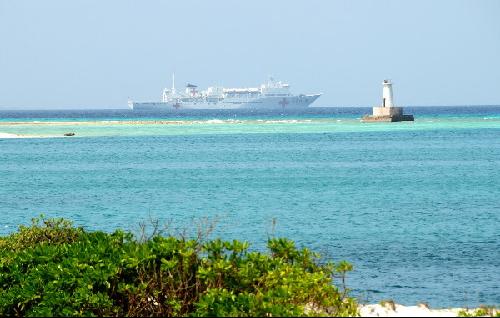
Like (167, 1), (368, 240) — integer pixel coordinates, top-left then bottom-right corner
(172, 73), (176, 94)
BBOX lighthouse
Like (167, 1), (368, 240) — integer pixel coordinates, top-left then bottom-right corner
(362, 80), (414, 122)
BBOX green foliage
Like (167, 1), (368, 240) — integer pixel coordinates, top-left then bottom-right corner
(458, 306), (500, 317)
(0, 216), (358, 317)
(0, 215), (83, 252)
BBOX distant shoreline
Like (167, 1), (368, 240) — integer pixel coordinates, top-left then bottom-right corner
(0, 105), (500, 111)
(0, 120), (191, 126)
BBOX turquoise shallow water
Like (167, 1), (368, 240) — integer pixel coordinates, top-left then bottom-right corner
(1, 107), (499, 306)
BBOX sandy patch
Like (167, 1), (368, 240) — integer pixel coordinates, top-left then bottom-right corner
(0, 132), (27, 138)
(0, 132), (47, 139)
(359, 303), (497, 317)
(0, 119), (320, 126)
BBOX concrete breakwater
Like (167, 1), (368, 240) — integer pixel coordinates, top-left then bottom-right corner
(362, 113), (414, 122)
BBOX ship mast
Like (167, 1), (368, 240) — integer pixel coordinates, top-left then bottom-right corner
(172, 73), (176, 95)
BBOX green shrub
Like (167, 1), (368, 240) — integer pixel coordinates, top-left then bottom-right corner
(0, 215), (83, 252)
(0, 217), (358, 317)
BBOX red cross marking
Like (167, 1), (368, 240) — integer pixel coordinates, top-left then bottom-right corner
(279, 98), (289, 109)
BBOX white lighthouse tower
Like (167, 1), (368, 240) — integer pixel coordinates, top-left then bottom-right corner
(362, 79), (414, 122)
(382, 80), (394, 107)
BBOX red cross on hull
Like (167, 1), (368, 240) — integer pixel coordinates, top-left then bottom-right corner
(279, 98), (289, 109)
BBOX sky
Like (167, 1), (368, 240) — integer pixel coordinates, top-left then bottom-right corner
(0, 0), (499, 109)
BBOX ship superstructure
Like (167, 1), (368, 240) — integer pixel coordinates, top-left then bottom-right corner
(129, 75), (321, 110)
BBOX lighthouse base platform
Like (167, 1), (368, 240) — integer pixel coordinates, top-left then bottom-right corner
(361, 106), (414, 122)
(361, 114), (414, 122)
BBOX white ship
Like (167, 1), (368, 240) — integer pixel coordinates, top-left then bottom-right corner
(129, 75), (322, 110)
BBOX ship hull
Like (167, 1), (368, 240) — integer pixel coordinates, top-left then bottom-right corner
(131, 94), (321, 111)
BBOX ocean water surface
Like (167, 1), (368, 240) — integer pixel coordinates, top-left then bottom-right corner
(1, 106), (499, 307)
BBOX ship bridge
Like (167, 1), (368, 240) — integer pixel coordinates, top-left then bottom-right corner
(260, 78), (291, 96)
(223, 87), (260, 98)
